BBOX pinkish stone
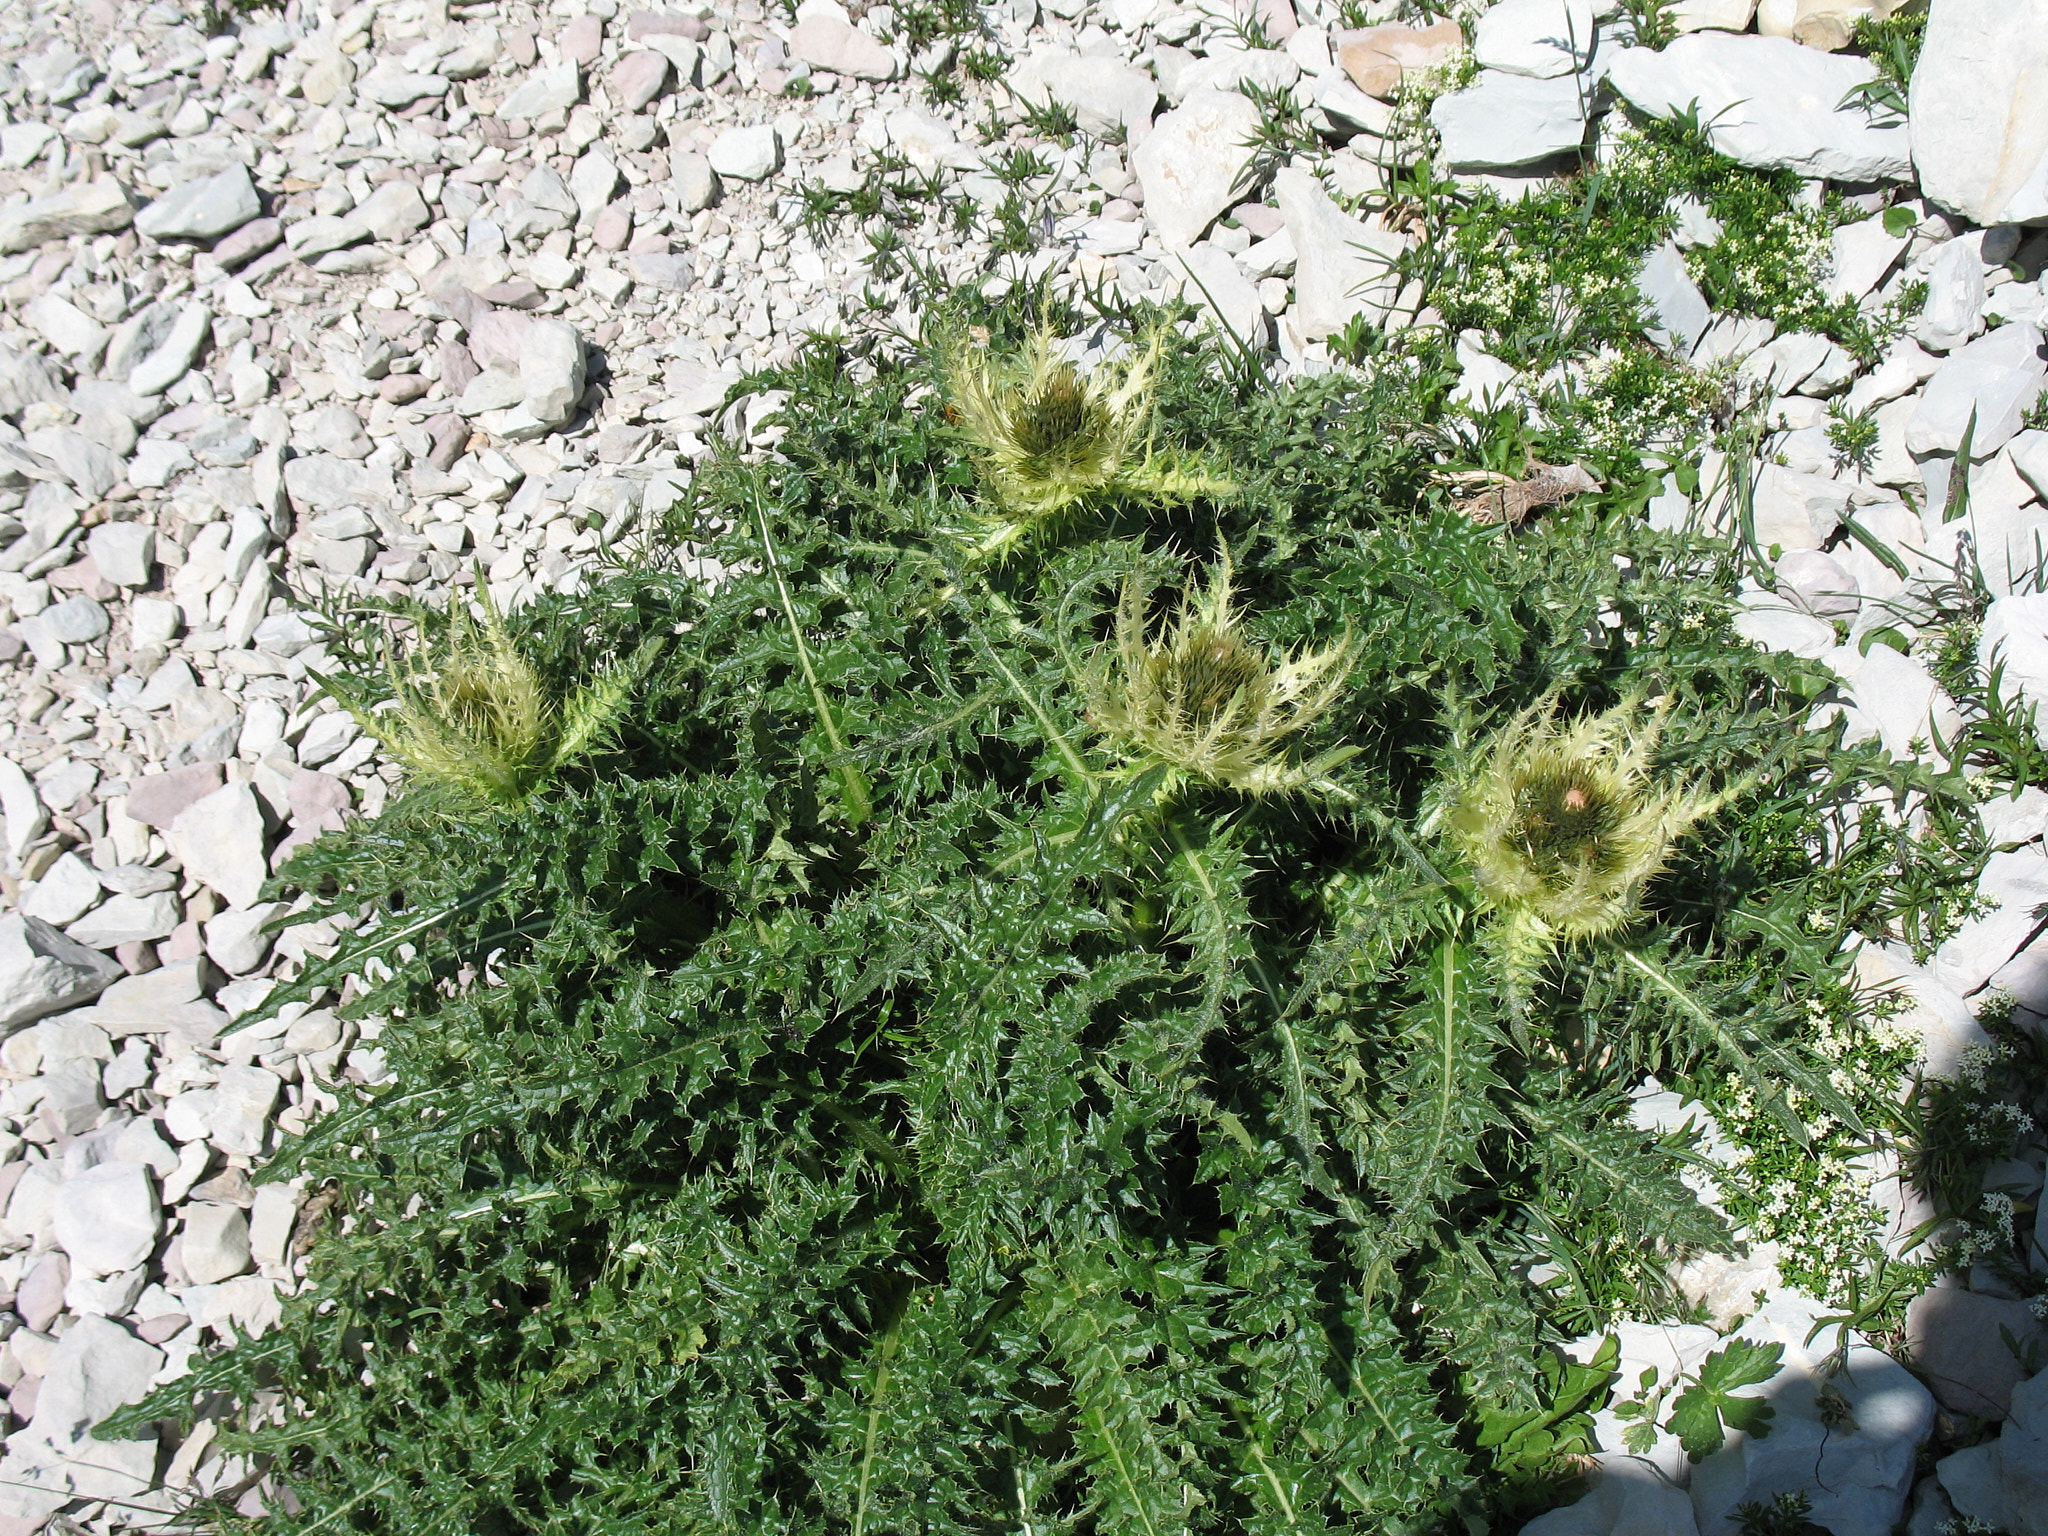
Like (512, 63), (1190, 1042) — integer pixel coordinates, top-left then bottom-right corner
(612, 50), (671, 110)
(379, 374), (430, 404)
(288, 770), (351, 831)
(137, 1312), (189, 1345)
(591, 201), (633, 251)
(561, 13), (604, 64)
(439, 340), (479, 397)
(1256, 0), (1298, 41)
(212, 216), (282, 271)
(160, 920), (206, 963)
(627, 10), (708, 41)
(1337, 19), (1464, 99)
(465, 308), (532, 369)
(125, 763), (225, 830)
(114, 940), (159, 975)
(16, 1252), (67, 1333)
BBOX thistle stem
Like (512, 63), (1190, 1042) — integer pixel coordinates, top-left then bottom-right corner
(749, 489), (873, 827)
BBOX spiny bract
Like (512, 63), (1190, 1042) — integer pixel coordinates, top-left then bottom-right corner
(1086, 554), (1355, 796)
(1447, 694), (1738, 983)
(349, 589), (652, 805)
(941, 324), (1233, 557)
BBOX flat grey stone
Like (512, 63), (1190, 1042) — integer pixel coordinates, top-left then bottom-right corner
(1637, 242), (1710, 355)
(1605, 33), (1912, 183)
(0, 914), (122, 1030)
(0, 176), (132, 254)
(1430, 69), (1589, 170)
(363, 71), (449, 108)
(497, 59), (581, 120)
(21, 852), (103, 927)
(129, 302), (211, 397)
(134, 165), (261, 242)
(87, 521), (155, 587)
(37, 594), (108, 644)
(1471, 0), (1596, 78)
(66, 892), (180, 949)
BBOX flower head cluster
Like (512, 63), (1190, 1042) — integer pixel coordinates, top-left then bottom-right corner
(1448, 693), (1739, 985)
(353, 589), (655, 805)
(941, 325), (1232, 559)
(1086, 555), (1354, 797)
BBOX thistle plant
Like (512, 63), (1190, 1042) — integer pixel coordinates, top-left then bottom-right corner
(343, 588), (654, 805)
(941, 324), (1233, 557)
(1086, 554), (1354, 795)
(1446, 693), (1739, 990)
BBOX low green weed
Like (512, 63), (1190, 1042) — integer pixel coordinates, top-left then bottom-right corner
(115, 289), (1993, 1532)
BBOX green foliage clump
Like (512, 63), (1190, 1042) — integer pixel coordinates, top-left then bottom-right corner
(1428, 118), (1912, 472)
(121, 301), (1986, 1534)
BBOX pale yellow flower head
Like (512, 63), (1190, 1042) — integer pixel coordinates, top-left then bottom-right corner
(942, 324), (1233, 559)
(1448, 693), (1739, 983)
(356, 588), (655, 806)
(1086, 554), (1355, 797)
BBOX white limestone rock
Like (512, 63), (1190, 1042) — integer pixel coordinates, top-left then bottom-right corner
(1917, 235), (1989, 354)
(1132, 90), (1261, 250)
(204, 901), (286, 976)
(181, 1202), (252, 1285)
(1272, 166), (1408, 340)
(1010, 49), (1156, 136)
(1983, 592), (2048, 746)
(1932, 846), (2048, 997)
(1749, 464), (1850, 552)
(0, 914), (122, 1030)
(1636, 243), (1709, 355)
(1853, 941), (1990, 1078)
(1470, 0), (1596, 79)
(788, 14), (899, 80)
(128, 302), (211, 397)
(1940, 1365), (2048, 1534)
(0, 177), (132, 254)
(1430, 70), (1590, 170)
(87, 521), (155, 588)
(167, 782), (270, 911)
(1604, 34), (1912, 183)
(1518, 1454), (1701, 1535)
(1824, 642), (1961, 762)
(496, 60), (581, 120)
(1690, 1293), (1934, 1536)
(52, 1161), (160, 1276)
(1908, 0), (2048, 228)
(67, 891), (179, 949)
(0, 1314), (162, 1526)
(1167, 245), (1267, 349)
(22, 852), (104, 927)
(208, 1064), (283, 1156)
(1908, 322), (2046, 458)
(1668, 0), (1755, 30)
(708, 124), (782, 182)
(1734, 599), (1837, 659)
